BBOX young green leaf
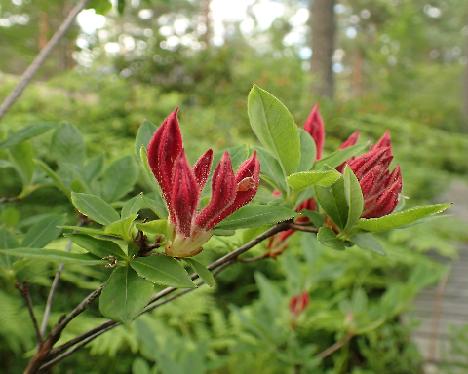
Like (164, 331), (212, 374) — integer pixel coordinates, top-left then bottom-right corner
(297, 128), (317, 171)
(352, 233), (385, 255)
(9, 141), (35, 192)
(216, 204), (296, 230)
(357, 203), (452, 232)
(104, 214), (137, 242)
(101, 156), (138, 202)
(287, 169), (341, 192)
(136, 220), (168, 236)
(317, 227), (345, 250)
(185, 258), (215, 287)
(71, 192), (120, 225)
(51, 124), (86, 165)
(61, 225), (118, 237)
(35, 159), (71, 199)
(131, 255), (196, 288)
(22, 214), (65, 248)
(315, 178), (348, 229)
(247, 85), (300, 175)
(343, 166), (364, 231)
(135, 121), (157, 159)
(70, 234), (127, 259)
(255, 147), (288, 193)
(99, 266), (154, 323)
(0, 123), (53, 149)
(0, 248), (104, 265)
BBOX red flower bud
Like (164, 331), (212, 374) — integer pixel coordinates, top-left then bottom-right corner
(339, 131), (360, 149)
(304, 104), (325, 160)
(346, 134), (402, 218)
(289, 291), (309, 317)
(147, 110), (260, 256)
(171, 151), (199, 237)
(193, 149), (213, 191)
(147, 109), (182, 218)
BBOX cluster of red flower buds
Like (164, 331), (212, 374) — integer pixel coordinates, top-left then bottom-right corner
(289, 291), (310, 318)
(147, 109), (260, 257)
(268, 104), (402, 250)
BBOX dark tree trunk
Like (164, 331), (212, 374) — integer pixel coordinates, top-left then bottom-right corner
(310, 0), (336, 99)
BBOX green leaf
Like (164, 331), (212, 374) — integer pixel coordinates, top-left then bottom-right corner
(216, 204), (295, 230)
(88, 0), (112, 14)
(185, 258), (215, 287)
(117, 0), (126, 14)
(315, 178), (348, 229)
(104, 214), (137, 242)
(9, 141), (35, 190)
(22, 214), (64, 248)
(343, 166), (364, 231)
(287, 169), (341, 192)
(297, 129), (316, 171)
(131, 255), (195, 288)
(315, 143), (368, 170)
(35, 159), (71, 198)
(317, 227), (345, 250)
(300, 210), (325, 227)
(135, 121), (157, 159)
(61, 225), (118, 237)
(71, 192), (120, 225)
(357, 203), (452, 232)
(247, 85), (300, 175)
(69, 234), (126, 259)
(51, 124), (86, 165)
(352, 233), (385, 255)
(136, 220), (168, 236)
(255, 147), (288, 192)
(139, 146), (161, 194)
(0, 248), (104, 265)
(83, 155), (104, 183)
(0, 123), (54, 149)
(101, 156), (138, 202)
(99, 267), (154, 323)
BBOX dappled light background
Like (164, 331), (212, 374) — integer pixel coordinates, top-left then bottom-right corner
(1, 0), (468, 373)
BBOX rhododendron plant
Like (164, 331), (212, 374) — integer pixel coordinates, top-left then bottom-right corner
(0, 85), (450, 373)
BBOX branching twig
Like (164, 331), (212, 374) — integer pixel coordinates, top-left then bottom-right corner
(29, 220), (318, 372)
(17, 282), (43, 345)
(0, 0), (91, 120)
(317, 333), (353, 359)
(40, 238), (74, 336)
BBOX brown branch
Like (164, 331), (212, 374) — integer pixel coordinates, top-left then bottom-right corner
(16, 282), (43, 345)
(33, 220), (318, 371)
(0, 0), (91, 121)
(317, 333), (353, 359)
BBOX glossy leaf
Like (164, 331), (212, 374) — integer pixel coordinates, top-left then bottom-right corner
(185, 258), (215, 287)
(297, 128), (317, 171)
(216, 204), (295, 230)
(248, 85), (300, 175)
(255, 147), (288, 192)
(287, 169), (341, 192)
(357, 203), (451, 232)
(315, 143), (368, 170)
(343, 166), (364, 231)
(131, 255), (195, 288)
(104, 214), (137, 242)
(22, 214), (64, 248)
(69, 234), (126, 259)
(71, 192), (120, 225)
(0, 248), (104, 265)
(101, 156), (138, 202)
(317, 227), (345, 250)
(99, 266), (154, 322)
(315, 178), (348, 229)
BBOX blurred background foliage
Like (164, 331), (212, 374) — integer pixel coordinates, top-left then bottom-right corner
(1, 0), (468, 372)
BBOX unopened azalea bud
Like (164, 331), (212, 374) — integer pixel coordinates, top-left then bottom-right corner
(346, 133), (403, 218)
(289, 292), (309, 317)
(304, 104), (325, 160)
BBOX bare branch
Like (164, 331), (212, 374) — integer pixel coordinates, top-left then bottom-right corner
(0, 0), (91, 121)
(17, 282), (43, 345)
(317, 333), (352, 359)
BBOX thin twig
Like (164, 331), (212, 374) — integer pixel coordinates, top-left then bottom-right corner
(317, 333), (352, 359)
(0, 0), (91, 120)
(40, 239), (73, 336)
(17, 282), (43, 344)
